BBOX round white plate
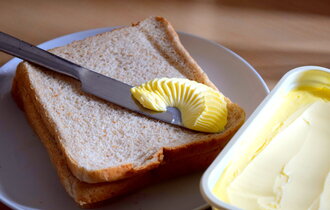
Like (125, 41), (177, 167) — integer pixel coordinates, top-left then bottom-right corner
(0, 28), (269, 210)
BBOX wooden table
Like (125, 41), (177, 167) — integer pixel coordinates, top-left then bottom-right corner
(0, 0), (329, 209)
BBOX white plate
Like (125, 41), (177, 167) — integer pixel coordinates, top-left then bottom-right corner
(0, 28), (269, 210)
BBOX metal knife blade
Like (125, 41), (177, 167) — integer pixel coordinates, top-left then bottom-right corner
(0, 31), (182, 127)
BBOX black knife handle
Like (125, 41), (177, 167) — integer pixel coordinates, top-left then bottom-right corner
(0, 31), (83, 80)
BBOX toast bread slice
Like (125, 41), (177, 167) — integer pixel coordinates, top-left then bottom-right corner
(11, 16), (245, 205)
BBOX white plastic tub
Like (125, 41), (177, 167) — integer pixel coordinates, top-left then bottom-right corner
(200, 66), (330, 209)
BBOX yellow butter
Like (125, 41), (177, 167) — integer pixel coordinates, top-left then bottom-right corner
(130, 78), (228, 133)
(213, 76), (330, 210)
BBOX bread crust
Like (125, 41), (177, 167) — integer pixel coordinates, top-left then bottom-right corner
(155, 17), (218, 90)
(12, 16), (245, 186)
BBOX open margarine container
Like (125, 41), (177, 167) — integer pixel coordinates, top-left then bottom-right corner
(200, 66), (330, 210)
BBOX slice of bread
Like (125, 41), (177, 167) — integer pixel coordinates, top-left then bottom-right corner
(12, 16), (245, 205)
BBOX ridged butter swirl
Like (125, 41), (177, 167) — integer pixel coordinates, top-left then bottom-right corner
(130, 78), (228, 133)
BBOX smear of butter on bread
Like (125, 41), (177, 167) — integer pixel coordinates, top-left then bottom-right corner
(131, 78), (228, 133)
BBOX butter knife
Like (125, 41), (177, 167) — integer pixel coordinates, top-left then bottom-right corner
(0, 32), (182, 126)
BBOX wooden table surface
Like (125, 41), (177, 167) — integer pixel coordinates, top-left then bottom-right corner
(0, 0), (329, 209)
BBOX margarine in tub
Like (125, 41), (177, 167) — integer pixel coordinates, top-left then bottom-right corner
(200, 66), (330, 210)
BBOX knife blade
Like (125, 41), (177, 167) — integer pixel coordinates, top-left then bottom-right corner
(0, 31), (182, 127)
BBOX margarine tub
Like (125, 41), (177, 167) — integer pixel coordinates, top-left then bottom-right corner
(200, 66), (330, 210)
